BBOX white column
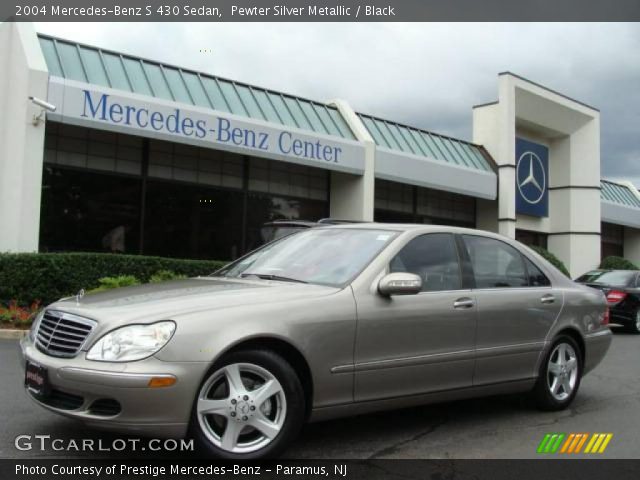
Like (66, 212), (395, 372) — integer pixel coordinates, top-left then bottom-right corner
(495, 76), (517, 238)
(548, 116), (602, 277)
(327, 99), (375, 221)
(472, 78), (516, 238)
(0, 22), (49, 252)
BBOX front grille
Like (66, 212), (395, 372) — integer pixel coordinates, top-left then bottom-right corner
(35, 310), (96, 358)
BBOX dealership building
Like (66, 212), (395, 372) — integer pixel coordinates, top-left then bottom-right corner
(2, 22), (640, 277)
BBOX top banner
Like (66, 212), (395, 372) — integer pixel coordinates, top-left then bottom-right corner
(4, 0), (640, 22)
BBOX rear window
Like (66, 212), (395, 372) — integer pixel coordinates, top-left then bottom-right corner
(589, 271), (636, 287)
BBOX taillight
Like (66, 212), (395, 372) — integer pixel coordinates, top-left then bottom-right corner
(606, 290), (627, 304)
(601, 306), (610, 326)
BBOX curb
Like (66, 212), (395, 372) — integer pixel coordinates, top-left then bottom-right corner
(0, 329), (28, 339)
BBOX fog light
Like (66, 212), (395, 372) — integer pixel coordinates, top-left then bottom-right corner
(148, 376), (177, 388)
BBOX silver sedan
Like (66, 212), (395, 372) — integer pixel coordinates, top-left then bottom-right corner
(20, 225), (612, 459)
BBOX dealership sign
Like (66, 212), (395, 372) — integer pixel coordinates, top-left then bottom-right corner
(515, 137), (549, 217)
(46, 78), (365, 174)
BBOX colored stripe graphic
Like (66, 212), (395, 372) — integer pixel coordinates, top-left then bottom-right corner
(585, 433), (613, 453)
(560, 433), (575, 453)
(538, 433), (613, 454)
(537, 433), (565, 453)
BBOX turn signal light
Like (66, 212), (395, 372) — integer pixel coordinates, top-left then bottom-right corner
(606, 290), (627, 304)
(148, 376), (177, 388)
(601, 307), (610, 326)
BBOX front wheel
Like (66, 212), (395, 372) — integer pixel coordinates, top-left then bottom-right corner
(190, 350), (306, 459)
(532, 335), (582, 411)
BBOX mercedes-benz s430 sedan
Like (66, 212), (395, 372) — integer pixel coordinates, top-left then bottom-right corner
(20, 225), (612, 459)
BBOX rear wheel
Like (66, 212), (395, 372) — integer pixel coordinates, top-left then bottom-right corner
(190, 350), (305, 459)
(532, 335), (582, 411)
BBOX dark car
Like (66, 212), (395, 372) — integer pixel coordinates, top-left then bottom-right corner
(575, 270), (606, 284)
(576, 269), (640, 333)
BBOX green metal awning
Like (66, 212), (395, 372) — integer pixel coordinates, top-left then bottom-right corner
(38, 34), (355, 140)
(601, 180), (640, 208)
(358, 113), (494, 173)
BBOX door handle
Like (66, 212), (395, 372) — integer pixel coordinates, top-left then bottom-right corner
(540, 294), (555, 304)
(453, 297), (475, 309)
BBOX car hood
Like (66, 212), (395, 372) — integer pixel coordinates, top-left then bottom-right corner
(47, 277), (339, 324)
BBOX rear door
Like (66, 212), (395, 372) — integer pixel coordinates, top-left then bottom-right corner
(460, 235), (563, 385)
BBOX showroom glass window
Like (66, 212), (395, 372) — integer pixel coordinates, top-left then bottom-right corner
(143, 181), (244, 260)
(601, 222), (624, 259)
(40, 123), (142, 254)
(245, 158), (329, 251)
(40, 167), (142, 253)
(462, 235), (528, 288)
(390, 233), (462, 291)
(374, 179), (476, 228)
(40, 122), (329, 260)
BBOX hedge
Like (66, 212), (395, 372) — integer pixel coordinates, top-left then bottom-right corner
(0, 252), (227, 306)
(529, 246), (571, 278)
(599, 256), (639, 270)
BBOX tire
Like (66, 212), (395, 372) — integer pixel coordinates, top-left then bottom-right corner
(190, 349), (306, 460)
(532, 335), (583, 411)
(625, 308), (640, 334)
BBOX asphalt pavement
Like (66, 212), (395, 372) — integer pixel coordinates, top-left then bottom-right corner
(1, 330), (639, 459)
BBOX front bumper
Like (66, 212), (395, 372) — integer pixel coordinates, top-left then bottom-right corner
(20, 335), (210, 438)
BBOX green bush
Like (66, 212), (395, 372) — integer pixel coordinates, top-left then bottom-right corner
(0, 252), (227, 306)
(530, 246), (571, 277)
(89, 275), (141, 293)
(599, 256), (638, 270)
(149, 270), (187, 283)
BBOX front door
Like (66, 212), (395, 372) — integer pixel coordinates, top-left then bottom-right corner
(353, 233), (477, 402)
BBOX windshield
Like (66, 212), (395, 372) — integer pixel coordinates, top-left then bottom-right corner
(260, 225), (309, 243)
(590, 270), (636, 287)
(216, 228), (398, 287)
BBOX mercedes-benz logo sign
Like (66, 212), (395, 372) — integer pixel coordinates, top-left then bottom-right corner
(516, 151), (546, 204)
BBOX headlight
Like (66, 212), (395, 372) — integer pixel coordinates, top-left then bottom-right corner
(29, 310), (44, 342)
(86, 321), (176, 362)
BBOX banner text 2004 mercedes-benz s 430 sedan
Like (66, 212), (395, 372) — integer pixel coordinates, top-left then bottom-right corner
(20, 224), (612, 459)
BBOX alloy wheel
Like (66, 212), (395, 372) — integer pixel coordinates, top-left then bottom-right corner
(197, 362), (287, 454)
(547, 343), (578, 401)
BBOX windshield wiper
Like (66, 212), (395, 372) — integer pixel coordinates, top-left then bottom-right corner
(240, 273), (307, 284)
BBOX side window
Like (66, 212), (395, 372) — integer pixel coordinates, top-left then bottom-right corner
(524, 256), (551, 287)
(390, 233), (461, 292)
(462, 235), (528, 288)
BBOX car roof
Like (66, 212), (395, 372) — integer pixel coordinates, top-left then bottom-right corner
(595, 269), (639, 273)
(318, 222), (494, 235)
(262, 220), (318, 227)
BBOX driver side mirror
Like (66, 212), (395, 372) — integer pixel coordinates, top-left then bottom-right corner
(378, 272), (422, 296)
